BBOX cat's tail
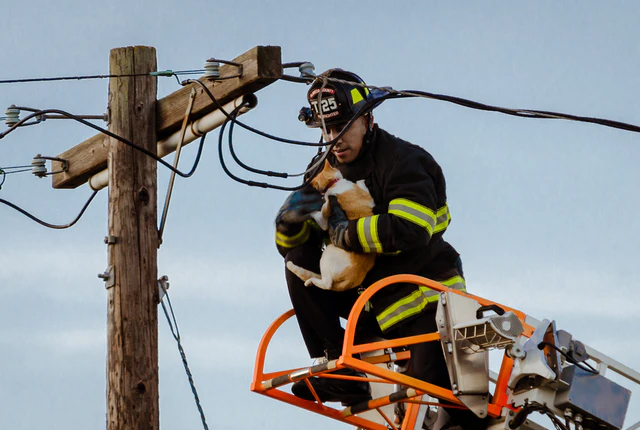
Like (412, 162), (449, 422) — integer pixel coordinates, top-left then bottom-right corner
(286, 261), (321, 283)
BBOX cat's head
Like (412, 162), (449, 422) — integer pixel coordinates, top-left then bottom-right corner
(311, 160), (343, 193)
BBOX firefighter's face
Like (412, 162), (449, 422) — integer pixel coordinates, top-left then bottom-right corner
(322, 116), (369, 164)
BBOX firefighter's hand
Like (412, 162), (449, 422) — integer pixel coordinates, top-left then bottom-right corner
(327, 195), (351, 250)
(275, 186), (323, 233)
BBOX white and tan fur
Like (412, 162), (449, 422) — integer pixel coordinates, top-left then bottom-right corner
(286, 160), (376, 291)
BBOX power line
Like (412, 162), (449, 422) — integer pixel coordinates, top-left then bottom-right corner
(0, 69), (204, 84)
(3, 70), (639, 195)
(0, 189), (99, 229)
(0, 108), (209, 178)
(159, 281), (210, 430)
(317, 74), (640, 134)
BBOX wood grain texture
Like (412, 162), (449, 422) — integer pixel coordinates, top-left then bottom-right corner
(106, 46), (159, 430)
(52, 45), (282, 188)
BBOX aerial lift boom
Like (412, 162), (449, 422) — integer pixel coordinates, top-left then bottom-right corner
(252, 275), (639, 430)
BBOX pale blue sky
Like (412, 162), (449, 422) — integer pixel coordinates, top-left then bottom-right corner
(1, 2), (639, 429)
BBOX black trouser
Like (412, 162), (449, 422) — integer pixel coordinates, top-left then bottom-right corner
(285, 243), (379, 359)
(285, 243), (487, 428)
(285, 243), (448, 375)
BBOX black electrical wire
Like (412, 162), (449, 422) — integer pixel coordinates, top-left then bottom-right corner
(185, 78), (344, 182)
(0, 108), (207, 178)
(219, 102), (336, 190)
(538, 341), (599, 374)
(186, 77), (402, 184)
(0, 69), (206, 85)
(0, 189), (99, 229)
(167, 132), (208, 179)
(7, 72), (639, 195)
(0, 72), (153, 84)
(225, 69), (640, 189)
(184, 78), (342, 147)
(227, 131), (286, 178)
(0, 164), (32, 170)
(3, 168), (31, 174)
(226, 116), (327, 179)
(401, 88), (640, 133)
(159, 287), (210, 430)
(279, 73), (314, 84)
(227, 120), (331, 187)
(318, 74), (640, 134)
(217, 104), (317, 190)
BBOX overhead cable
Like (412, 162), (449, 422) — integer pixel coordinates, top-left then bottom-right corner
(159, 280), (210, 430)
(0, 108), (209, 179)
(0, 69), (205, 85)
(0, 189), (99, 229)
(319, 74), (640, 134)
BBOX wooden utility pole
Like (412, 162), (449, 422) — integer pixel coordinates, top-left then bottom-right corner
(51, 45), (282, 430)
(106, 46), (159, 430)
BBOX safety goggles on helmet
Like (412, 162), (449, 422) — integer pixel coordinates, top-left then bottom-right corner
(299, 69), (372, 128)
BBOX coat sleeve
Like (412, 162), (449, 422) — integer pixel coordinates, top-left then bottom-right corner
(274, 153), (329, 258)
(275, 219), (326, 258)
(346, 150), (451, 254)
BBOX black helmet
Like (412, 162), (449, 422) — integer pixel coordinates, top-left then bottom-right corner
(300, 69), (373, 128)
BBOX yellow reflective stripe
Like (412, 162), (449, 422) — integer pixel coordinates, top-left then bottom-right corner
(418, 277), (466, 304)
(370, 215), (382, 253)
(351, 88), (364, 104)
(377, 289), (428, 332)
(419, 285), (441, 303)
(357, 218), (370, 253)
(357, 215), (383, 253)
(389, 198), (436, 235)
(434, 205), (451, 234)
(376, 277), (467, 331)
(419, 276), (466, 301)
(440, 275), (466, 291)
(275, 221), (311, 248)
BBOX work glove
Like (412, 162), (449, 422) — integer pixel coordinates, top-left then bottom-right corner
(327, 195), (351, 250)
(275, 186), (323, 234)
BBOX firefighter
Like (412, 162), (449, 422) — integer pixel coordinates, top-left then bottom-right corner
(275, 69), (485, 429)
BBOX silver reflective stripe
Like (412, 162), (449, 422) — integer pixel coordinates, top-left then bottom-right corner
(440, 275), (466, 291)
(420, 286), (440, 302)
(377, 277), (468, 331)
(357, 215), (382, 253)
(434, 205), (451, 233)
(377, 289), (428, 332)
(388, 199), (436, 235)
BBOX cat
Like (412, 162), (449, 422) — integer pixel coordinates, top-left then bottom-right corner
(286, 160), (376, 291)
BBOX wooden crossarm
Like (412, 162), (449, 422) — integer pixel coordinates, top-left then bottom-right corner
(52, 45), (282, 189)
